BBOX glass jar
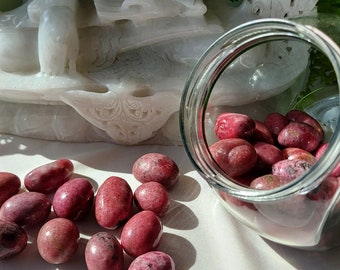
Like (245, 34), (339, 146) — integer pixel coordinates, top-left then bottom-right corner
(179, 18), (340, 250)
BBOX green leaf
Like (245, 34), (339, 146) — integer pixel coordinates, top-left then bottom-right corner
(317, 0), (340, 16)
(0, 0), (22, 12)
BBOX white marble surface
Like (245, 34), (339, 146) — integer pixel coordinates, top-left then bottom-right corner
(1, 134), (340, 269)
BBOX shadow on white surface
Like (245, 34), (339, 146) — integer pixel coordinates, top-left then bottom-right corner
(159, 232), (197, 270)
(170, 174), (201, 202)
(265, 239), (340, 270)
(0, 134), (195, 174)
(163, 200), (199, 230)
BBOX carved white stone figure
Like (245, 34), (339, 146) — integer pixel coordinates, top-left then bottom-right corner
(38, 5), (79, 76)
(0, 0), (318, 144)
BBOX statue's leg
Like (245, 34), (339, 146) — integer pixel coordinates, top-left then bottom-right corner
(67, 26), (79, 75)
(38, 5), (79, 76)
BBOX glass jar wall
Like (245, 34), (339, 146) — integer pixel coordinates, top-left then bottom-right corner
(180, 18), (340, 250)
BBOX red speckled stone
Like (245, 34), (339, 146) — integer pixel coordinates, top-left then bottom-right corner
(0, 191), (51, 227)
(0, 220), (27, 260)
(134, 182), (170, 217)
(132, 153), (180, 189)
(0, 172), (20, 207)
(129, 251), (175, 270)
(121, 210), (163, 257)
(24, 159), (74, 194)
(95, 176), (133, 229)
(85, 232), (124, 270)
(53, 177), (94, 220)
(37, 218), (79, 264)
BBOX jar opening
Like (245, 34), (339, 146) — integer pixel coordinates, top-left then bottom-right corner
(180, 18), (340, 202)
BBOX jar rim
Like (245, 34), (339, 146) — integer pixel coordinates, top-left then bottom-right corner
(179, 18), (340, 202)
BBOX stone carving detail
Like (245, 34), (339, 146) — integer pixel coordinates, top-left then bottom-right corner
(0, 0), (318, 144)
(61, 89), (179, 144)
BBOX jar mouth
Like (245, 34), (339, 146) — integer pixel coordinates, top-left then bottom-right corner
(179, 18), (340, 202)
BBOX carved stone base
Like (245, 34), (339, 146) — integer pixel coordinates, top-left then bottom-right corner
(0, 0), (318, 145)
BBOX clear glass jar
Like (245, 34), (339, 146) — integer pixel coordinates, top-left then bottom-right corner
(179, 18), (340, 250)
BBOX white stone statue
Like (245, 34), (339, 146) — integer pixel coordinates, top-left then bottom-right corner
(0, 0), (318, 144)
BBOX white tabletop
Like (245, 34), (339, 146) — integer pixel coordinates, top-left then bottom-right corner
(1, 134), (340, 269)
